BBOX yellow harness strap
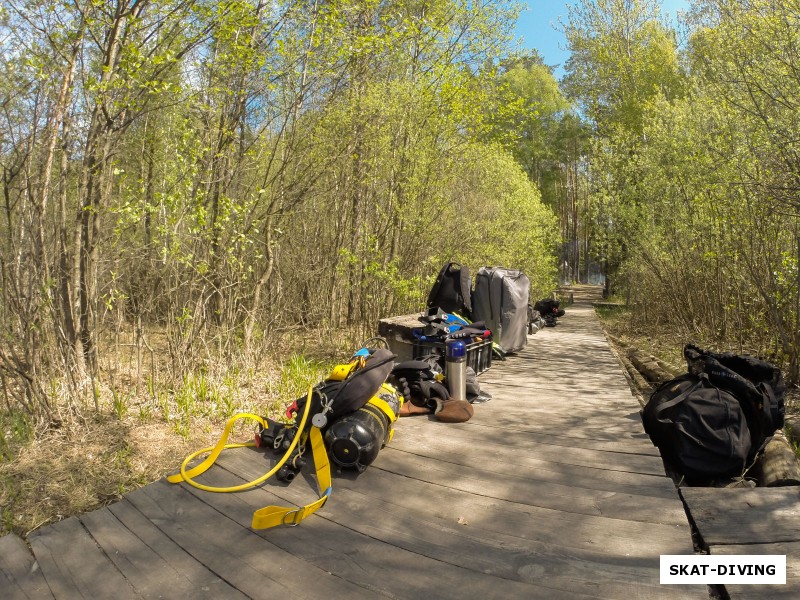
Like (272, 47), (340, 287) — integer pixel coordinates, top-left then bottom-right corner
(250, 425), (331, 529)
(167, 386), (332, 529)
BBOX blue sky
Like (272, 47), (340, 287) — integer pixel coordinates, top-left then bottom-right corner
(514, 0), (689, 78)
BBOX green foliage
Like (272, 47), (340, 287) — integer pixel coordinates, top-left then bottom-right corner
(563, 0), (685, 137)
(111, 386), (130, 420)
(435, 142), (560, 296)
(0, 410), (33, 460)
(560, 0), (689, 294)
(479, 48), (596, 287)
(0, 0), (569, 434)
(559, 0), (800, 379)
(485, 52), (572, 166)
(137, 403), (153, 424)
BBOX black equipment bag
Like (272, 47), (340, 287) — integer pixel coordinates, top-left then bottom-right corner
(533, 298), (565, 318)
(683, 344), (785, 453)
(642, 373), (752, 483)
(293, 348), (397, 424)
(426, 262), (472, 318)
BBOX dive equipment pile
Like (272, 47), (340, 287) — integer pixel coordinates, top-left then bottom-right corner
(169, 262), (560, 530)
(168, 347), (401, 529)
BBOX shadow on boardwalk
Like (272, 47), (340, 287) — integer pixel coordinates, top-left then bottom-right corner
(2, 285), (710, 599)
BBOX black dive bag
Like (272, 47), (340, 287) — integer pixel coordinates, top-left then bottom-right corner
(683, 344), (785, 452)
(294, 348), (396, 420)
(642, 373), (751, 483)
(642, 344), (786, 484)
(426, 262), (472, 318)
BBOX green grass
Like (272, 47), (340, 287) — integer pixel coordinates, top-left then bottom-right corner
(0, 410), (33, 460)
(0, 345), (347, 538)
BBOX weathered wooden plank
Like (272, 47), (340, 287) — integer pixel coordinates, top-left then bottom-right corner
(391, 421), (667, 476)
(215, 447), (692, 555)
(474, 399), (643, 412)
(183, 482), (602, 600)
(397, 404), (654, 447)
(474, 388), (640, 408)
(681, 487), (800, 546)
(477, 374), (640, 396)
(483, 357), (630, 375)
(720, 586), (800, 599)
(384, 442), (675, 499)
(126, 480), (386, 600)
(206, 446), (701, 600)
(475, 420), (654, 451)
(377, 312), (424, 338)
(189, 449), (703, 600)
(461, 408), (648, 438)
(162, 472), (606, 600)
(27, 516), (139, 599)
(486, 359), (632, 374)
(487, 344), (622, 365)
(106, 499), (247, 599)
(711, 542), (800, 599)
(468, 407), (650, 435)
(79, 506), (237, 599)
(0, 534), (54, 600)
(456, 419), (659, 455)
(372, 447), (685, 524)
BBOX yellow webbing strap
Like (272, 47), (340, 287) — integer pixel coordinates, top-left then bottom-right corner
(250, 425), (331, 529)
(167, 386), (332, 529)
(368, 393), (399, 424)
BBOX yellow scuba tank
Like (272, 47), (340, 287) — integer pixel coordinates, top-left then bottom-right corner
(275, 347), (401, 476)
(169, 344), (399, 531)
(324, 381), (402, 472)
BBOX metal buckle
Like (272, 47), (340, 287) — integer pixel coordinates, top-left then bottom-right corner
(282, 508), (301, 527)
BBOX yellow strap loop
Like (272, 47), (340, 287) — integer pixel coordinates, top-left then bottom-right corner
(166, 412), (270, 491)
(167, 386), (332, 529)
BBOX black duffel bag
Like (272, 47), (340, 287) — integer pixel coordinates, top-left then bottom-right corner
(642, 373), (752, 483)
(642, 344), (786, 484)
(683, 344), (785, 453)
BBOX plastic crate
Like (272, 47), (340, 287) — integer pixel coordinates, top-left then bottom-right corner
(411, 338), (492, 374)
(380, 313), (492, 374)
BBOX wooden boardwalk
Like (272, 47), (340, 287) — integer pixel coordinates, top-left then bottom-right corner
(681, 487), (800, 599)
(2, 288), (710, 599)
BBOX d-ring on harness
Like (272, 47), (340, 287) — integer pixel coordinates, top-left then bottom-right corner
(167, 386), (332, 530)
